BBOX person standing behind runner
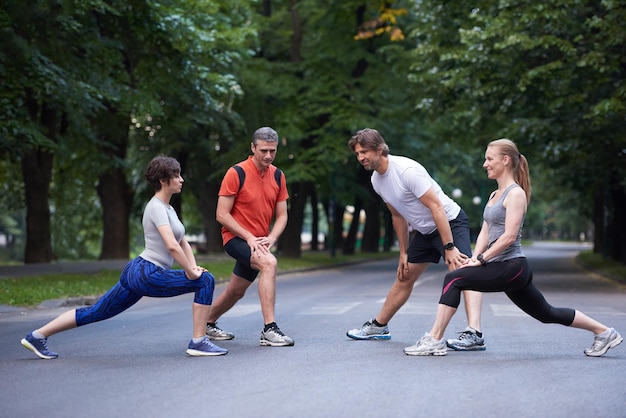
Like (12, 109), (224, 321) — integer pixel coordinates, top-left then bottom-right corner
(346, 128), (485, 351)
(21, 155), (227, 359)
(205, 126), (294, 347)
(404, 138), (622, 357)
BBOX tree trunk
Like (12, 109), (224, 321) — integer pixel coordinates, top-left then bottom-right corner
(609, 183), (626, 265)
(198, 181), (223, 253)
(343, 197), (363, 255)
(21, 98), (64, 263)
(96, 113), (132, 260)
(382, 208), (394, 252)
(310, 187), (320, 251)
(361, 198), (380, 253)
(281, 181), (309, 258)
(21, 149), (54, 263)
(330, 201), (345, 254)
(97, 168), (132, 259)
(592, 188), (604, 254)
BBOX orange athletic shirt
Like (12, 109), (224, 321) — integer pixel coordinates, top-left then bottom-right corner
(218, 156), (289, 246)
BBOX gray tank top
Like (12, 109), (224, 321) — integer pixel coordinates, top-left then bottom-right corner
(482, 183), (525, 262)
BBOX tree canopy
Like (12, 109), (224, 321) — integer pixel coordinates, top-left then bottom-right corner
(1, 0), (624, 264)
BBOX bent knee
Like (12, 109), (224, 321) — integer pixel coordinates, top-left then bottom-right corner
(396, 274), (418, 286)
(251, 252), (277, 271)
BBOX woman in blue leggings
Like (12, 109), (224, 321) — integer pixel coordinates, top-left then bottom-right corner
(404, 139), (622, 357)
(21, 155), (227, 359)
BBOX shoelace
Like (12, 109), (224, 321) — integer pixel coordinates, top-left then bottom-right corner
(268, 327), (285, 336)
(420, 335), (435, 345)
(199, 338), (213, 347)
(590, 336), (604, 350)
(36, 337), (50, 350)
(458, 331), (474, 341)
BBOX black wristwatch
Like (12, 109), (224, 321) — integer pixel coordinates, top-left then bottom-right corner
(443, 242), (455, 251)
(477, 253), (486, 265)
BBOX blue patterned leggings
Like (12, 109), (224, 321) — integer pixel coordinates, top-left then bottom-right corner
(75, 257), (214, 327)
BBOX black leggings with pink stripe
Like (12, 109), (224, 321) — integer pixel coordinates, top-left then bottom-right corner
(439, 257), (575, 326)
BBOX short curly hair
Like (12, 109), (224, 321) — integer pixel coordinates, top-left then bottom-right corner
(145, 155), (181, 191)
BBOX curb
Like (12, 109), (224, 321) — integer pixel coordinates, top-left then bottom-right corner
(0, 257), (391, 316)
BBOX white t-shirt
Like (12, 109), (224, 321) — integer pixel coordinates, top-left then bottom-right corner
(139, 196), (185, 269)
(371, 155), (460, 235)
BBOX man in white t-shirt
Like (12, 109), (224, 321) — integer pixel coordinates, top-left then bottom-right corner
(346, 128), (485, 351)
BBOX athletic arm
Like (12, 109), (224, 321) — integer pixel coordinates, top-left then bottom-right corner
(387, 203), (410, 280)
(216, 195), (255, 241)
(216, 194), (273, 256)
(267, 200), (288, 247)
(157, 225), (202, 279)
(419, 187), (468, 270)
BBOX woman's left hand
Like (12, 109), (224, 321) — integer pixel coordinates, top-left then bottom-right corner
(461, 258), (482, 268)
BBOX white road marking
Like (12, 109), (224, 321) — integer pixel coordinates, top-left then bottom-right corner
(300, 302), (362, 315)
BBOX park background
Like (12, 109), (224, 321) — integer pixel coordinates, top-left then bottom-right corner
(1, 0), (625, 267)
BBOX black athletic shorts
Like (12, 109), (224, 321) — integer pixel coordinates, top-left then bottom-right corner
(223, 237), (259, 282)
(407, 209), (472, 264)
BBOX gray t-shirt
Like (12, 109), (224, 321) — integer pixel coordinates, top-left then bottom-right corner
(139, 196), (185, 269)
(483, 183), (525, 262)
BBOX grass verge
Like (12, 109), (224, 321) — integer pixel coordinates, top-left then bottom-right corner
(576, 250), (626, 286)
(0, 251), (395, 308)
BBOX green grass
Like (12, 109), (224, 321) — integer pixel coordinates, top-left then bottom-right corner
(0, 251), (396, 308)
(576, 250), (626, 285)
(5, 249), (622, 308)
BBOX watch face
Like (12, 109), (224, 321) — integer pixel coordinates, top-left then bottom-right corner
(444, 242), (454, 250)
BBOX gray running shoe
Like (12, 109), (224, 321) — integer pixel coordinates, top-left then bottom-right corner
(260, 325), (294, 347)
(446, 327), (486, 351)
(346, 319), (391, 340)
(206, 323), (235, 341)
(404, 333), (447, 356)
(584, 328), (623, 357)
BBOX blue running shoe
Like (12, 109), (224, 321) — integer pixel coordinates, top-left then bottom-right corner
(186, 336), (228, 356)
(21, 333), (58, 359)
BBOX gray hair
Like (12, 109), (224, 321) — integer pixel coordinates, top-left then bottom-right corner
(252, 127), (278, 144)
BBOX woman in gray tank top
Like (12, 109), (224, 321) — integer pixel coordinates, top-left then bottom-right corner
(404, 139), (622, 357)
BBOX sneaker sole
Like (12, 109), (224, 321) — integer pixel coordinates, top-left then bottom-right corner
(585, 335), (623, 357)
(259, 340), (295, 347)
(21, 339), (57, 359)
(404, 349), (447, 356)
(446, 343), (486, 351)
(186, 349), (228, 356)
(346, 332), (392, 340)
(206, 335), (235, 341)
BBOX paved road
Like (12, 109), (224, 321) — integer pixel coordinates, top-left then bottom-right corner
(1, 242), (625, 418)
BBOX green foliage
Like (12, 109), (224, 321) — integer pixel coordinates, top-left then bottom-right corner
(3, 0), (623, 262)
(407, 0), (626, 251)
(1, 0), (259, 260)
(233, 0), (420, 209)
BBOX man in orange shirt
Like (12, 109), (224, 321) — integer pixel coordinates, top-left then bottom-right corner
(206, 127), (294, 347)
